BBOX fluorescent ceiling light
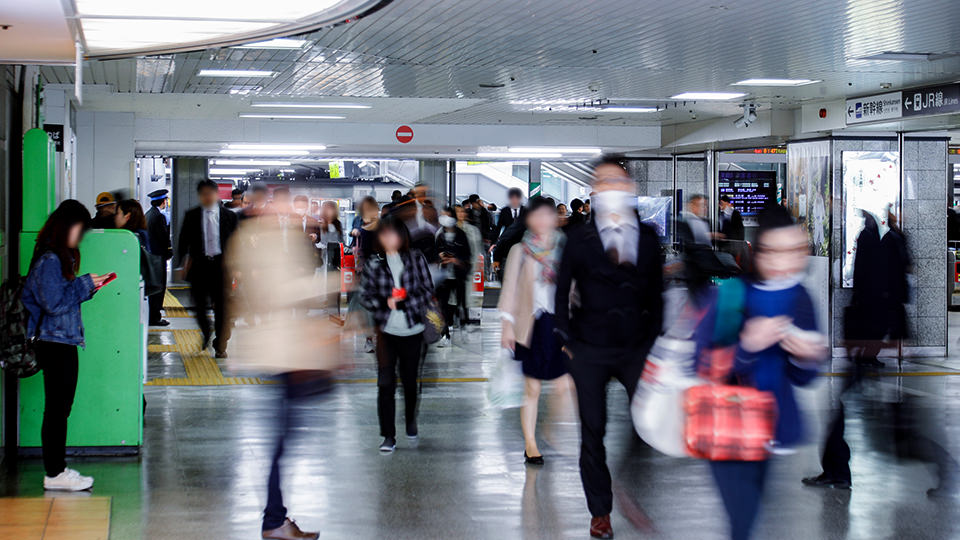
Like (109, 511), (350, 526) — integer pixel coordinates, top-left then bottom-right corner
(234, 38), (309, 49)
(859, 52), (935, 61)
(76, 0), (338, 20)
(600, 106), (659, 113)
(671, 92), (746, 100)
(510, 99), (582, 105)
(208, 168), (262, 174)
(198, 69), (275, 78)
(280, 169), (296, 173)
(476, 152), (562, 159)
(82, 19), (274, 51)
(220, 149), (310, 156)
(251, 102), (371, 109)
(226, 143), (327, 150)
(239, 113), (345, 120)
(213, 159), (291, 166)
(733, 78), (820, 86)
(508, 147), (601, 154)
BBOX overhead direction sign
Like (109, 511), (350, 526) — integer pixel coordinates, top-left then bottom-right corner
(845, 92), (901, 124)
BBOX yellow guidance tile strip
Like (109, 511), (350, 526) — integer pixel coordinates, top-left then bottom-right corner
(161, 290), (192, 318)
(145, 328), (268, 386)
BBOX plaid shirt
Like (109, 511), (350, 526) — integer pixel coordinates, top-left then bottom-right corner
(360, 250), (434, 329)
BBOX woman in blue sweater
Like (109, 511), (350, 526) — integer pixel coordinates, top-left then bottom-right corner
(23, 200), (112, 491)
(694, 204), (828, 540)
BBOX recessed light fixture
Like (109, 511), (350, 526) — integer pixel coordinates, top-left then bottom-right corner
(250, 102), (371, 109)
(479, 82), (506, 88)
(219, 149), (310, 156)
(238, 113), (345, 120)
(234, 38), (309, 49)
(508, 147), (601, 154)
(476, 152), (562, 159)
(732, 79), (820, 86)
(859, 52), (936, 61)
(670, 92), (746, 100)
(198, 69), (276, 77)
(226, 143), (327, 150)
(212, 159), (292, 166)
(208, 168), (262, 174)
(600, 105), (659, 113)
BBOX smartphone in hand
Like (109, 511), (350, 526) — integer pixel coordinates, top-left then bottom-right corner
(95, 272), (118, 291)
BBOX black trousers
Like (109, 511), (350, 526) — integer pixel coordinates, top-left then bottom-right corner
(37, 341), (79, 477)
(376, 331), (423, 438)
(710, 460), (769, 540)
(189, 257), (228, 351)
(564, 342), (645, 517)
(148, 264), (167, 323)
(436, 278), (466, 337)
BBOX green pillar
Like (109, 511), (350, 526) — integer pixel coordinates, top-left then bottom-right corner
(22, 128), (55, 233)
(529, 159), (542, 198)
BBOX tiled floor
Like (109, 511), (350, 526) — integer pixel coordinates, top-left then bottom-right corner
(4, 303), (960, 538)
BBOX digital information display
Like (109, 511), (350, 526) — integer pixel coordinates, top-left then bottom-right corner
(718, 170), (778, 216)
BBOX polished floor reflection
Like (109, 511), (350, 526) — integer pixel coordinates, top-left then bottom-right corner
(3, 309), (960, 539)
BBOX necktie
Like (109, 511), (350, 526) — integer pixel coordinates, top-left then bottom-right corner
(204, 210), (217, 256)
(513, 208), (518, 219)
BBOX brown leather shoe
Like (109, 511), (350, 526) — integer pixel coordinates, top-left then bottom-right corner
(590, 514), (614, 539)
(262, 518), (319, 540)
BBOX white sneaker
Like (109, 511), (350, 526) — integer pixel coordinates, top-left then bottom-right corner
(436, 336), (451, 348)
(44, 468), (94, 491)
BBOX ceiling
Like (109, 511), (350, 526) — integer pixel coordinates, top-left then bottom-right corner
(38, 0), (960, 127)
(0, 0), (75, 63)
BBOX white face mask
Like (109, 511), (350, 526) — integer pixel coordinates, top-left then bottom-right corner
(439, 215), (457, 228)
(723, 206), (734, 217)
(591, 190), (636, 216)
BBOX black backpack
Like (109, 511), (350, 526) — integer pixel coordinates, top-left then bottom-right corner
(0, 276), (41, 378)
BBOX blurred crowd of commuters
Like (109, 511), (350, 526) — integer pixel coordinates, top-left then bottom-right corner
(21, 153), (934, 540)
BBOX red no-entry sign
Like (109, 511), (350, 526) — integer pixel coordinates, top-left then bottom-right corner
(395, 125), (413, 144)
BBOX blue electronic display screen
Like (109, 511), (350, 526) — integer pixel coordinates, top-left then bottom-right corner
(718, 170), (777, 216)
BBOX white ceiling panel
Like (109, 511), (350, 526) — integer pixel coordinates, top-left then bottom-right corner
(40, 0), (960, 126)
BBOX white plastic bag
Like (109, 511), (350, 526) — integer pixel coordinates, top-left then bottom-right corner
(631, 337), (702, 457)
(487, 348), (525, 409)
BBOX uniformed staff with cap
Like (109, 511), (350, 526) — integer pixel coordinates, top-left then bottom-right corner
(91, 192), (117, 229)
(146, 189), (172, 326)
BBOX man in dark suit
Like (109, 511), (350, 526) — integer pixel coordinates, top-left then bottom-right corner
(177, 179), (238, 358)
(146, 189), (172, 326)
(554, 156), (663, 540)
(719, 195), (745, 241)
(495, 187), (526, 239)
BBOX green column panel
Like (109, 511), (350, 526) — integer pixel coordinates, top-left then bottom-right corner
(22, 128), (56, 232)
(19, 229), (144, 450)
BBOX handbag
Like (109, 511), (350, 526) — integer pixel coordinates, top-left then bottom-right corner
(421, 297), (445, 345)
(140, 247), (165, 297)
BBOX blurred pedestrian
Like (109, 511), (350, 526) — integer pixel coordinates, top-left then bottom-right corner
(566, 198), (586, 230)
(554, 156), (663, 539)
(695, 204), (826, 540)
(146, 189), (172, 326)
(24, 200), (113, 491)
(91, 191), (117, 228)
(435, 206), (471, 346)
(496, 187), (526, 239)
(225, 188), (245, 211)
(498, 196), (573, 465)
(177, 179), (238, 358)
(114, 199), (150, 249)
(718, 195), (744, 242)
(360, 216), (435, 453)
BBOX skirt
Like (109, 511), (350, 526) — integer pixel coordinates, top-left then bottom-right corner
(514, 312), (567, 381)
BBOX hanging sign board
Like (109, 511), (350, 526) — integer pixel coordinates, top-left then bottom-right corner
(845, 92), (902, 124)
(43, 124), (64, 152)
(901, 84), (960, 117)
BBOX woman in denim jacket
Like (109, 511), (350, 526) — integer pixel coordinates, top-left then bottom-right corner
(22, 200), (112, 492)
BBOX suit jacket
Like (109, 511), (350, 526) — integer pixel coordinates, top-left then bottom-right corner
(496, 206), (526, 239)
(720, 209), (744, 242)
(435, 226), (472, 281)
(554, 217), (663, 352)
(146, 206), (172, 260)
(177, 205), (238, 280)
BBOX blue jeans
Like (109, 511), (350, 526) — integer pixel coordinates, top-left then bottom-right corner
(709, 460), (769, 540)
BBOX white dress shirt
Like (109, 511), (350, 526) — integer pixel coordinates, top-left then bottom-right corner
(202, 206), (221, 257)
(594, 211), (639, 265)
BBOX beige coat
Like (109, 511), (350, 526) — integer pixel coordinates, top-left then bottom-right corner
(497, 243), (544, 348)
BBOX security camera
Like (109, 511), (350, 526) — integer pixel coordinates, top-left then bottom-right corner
(734, 104), (758, 128)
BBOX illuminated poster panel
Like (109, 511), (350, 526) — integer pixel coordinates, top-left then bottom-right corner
(841, 151), (900, 288)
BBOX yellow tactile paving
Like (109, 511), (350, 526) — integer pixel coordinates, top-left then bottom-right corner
(162, 290), (191, 317)
(0, 497), (110, 540)
(145, 326), (268, 386)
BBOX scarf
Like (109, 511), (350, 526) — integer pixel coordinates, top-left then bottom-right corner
(521, 229), (565, 284)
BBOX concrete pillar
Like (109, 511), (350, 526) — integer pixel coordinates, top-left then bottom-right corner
(529, 159), (542, 198)
(171, 157), (207, 266)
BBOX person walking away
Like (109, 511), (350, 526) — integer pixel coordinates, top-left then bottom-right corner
(694, 203), (826, 540)
(360, 216), (435, 453)
(23, 200), (114, 491)
(435, 206), (471, 347)
(565, 198), (586, 231)
(145, 189), (172, 326)
(499, 196), (574, 465)
(456, 204), (482, 324)
(91, 192), (117, 228)
(177, 179), (238, 358)
(318, 200), (344, 270)
(553, 156), (663, 539)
